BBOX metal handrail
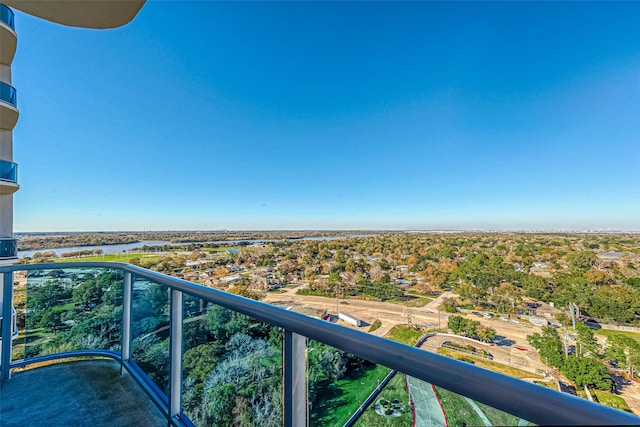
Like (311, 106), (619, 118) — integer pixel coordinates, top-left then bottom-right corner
(1, 261), (639, 426)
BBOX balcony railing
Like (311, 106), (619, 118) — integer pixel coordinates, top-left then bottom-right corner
(1, 262), (638, 426)
(0, 238), (17, 258)
(0, 81), (17, 107)
(0, 4), (15, 31)
(0, 160), (17, 183)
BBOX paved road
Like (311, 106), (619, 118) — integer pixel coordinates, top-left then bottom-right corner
(406, 376), (447, 427)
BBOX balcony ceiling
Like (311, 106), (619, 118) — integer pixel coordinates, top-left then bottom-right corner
(0, 180), (19, 194)
(0, 21), (17, 65)
(0, 101), (18, 130)
(4, 1), (146, 29)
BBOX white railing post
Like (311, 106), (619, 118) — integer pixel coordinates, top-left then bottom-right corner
(1, 271), (14, 380)
(169, 288), (183, 421)
(283, 330), (307, 427)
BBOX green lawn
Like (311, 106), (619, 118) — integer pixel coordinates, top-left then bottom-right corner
(200, 246), (245, 253)
(595, 329), (640, 345)
(434, 386), (484, 427)
(312, 364), (391, 426)
(407, 290), (440, 298)
(402, 297), (431, 308)
(369, 320), (382, 333)
(592, 390), (632, 413)
(354, 374), (412, 427)
(384, 325), (424, 346)
(576, 388), (632, 413)
(54, 252), (161, 263)
(52, 301), (75, 312)
(474, 400), (520, 426)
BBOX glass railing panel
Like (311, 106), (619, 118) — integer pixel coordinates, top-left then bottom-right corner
(350, 368), (413, 427)
(0, 238), (17, 258)
(430, 382), (532, 427)
(181, 293), (283, 426)
(0, 160), (17, 182)
(0, 4), (15, 31)
(130, 275), (170, 395)
(308, 339), (396, 426)
(12, 267), (123, 362)
(0, 82), (17, 107)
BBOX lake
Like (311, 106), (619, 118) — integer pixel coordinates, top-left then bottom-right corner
(17, 234), (374, 259)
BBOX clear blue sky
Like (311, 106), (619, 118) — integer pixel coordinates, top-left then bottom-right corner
(11, 1), (640, 231)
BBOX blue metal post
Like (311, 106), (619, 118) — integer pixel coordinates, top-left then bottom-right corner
(283, 330), (307, 427)
(1, 271), (13, 380)
(169, 289), (183, 422)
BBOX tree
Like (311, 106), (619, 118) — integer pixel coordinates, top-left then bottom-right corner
(584, 269), (612, 287)
(447, 315), (467, 335)
(562, 357), (613, 391)
(29, 281), (69, 313)
(477, 325), (497, 343)
(72, 278), (104, 307)
(40, 310), (63, 334)
(606, 334), (640, 378)
(567, 251), (597, 274)
(491, 282), (524, 314)
(207, 306), (252, 343)
(588, 286), (640, 323)
(527, 327), (565, 368)
(439, 297), (458, 313)
(447, 315), (479, 338)
(575, 323), (599, 358)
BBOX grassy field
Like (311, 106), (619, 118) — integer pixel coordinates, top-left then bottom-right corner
(434, 386), (483, 427)
(407, 290), (440, 298)
(576, 388), (632, 413)
(200, 246), (245, 253)
(369, 319), (382, 333)
(54, 252), (161, 264)
(435, 386), (522, 426)
(401, 297), (432, 308)
(595, 328), (640, 345)
(438, 347), (543, 379)
(593, 390), (632, 413)
(354, 374), (412, 427)
(312, 364), (390, 426)
(384, 325), (424, 346)
(475, 400), (521, 425)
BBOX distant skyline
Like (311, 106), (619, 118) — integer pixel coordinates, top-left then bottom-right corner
(11, 1), (640, 232)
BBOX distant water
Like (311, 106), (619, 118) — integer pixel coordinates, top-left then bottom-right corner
(17, 241), (170, 259)
(17, 234), (373, 259)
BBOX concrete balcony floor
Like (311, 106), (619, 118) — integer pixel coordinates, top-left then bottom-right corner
(0, 359), (166, 426)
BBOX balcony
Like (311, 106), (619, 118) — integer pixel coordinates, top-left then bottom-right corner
(1, 262), (638, 426)
(0, 4), (17, 65)
(0, 160), (18, 194)
(0, 238), (16, 259)
(0, 81), (18, 130)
